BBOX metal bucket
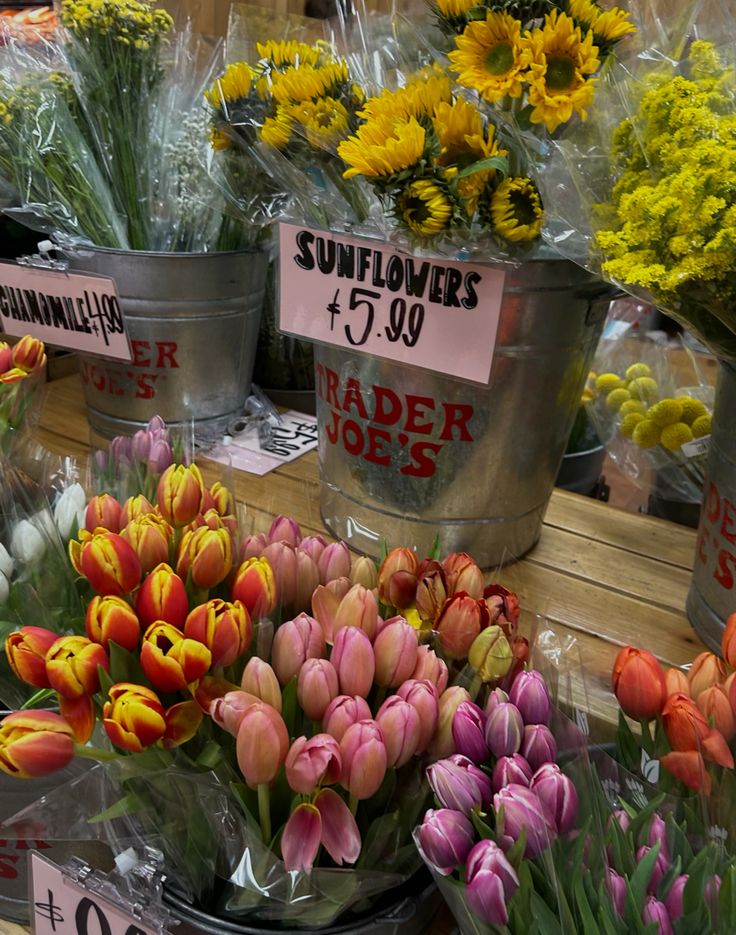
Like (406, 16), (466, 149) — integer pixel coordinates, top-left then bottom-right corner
(68, 248), (268, 439)
(316, 259), (611, 568)
(687, 361), (736, 652)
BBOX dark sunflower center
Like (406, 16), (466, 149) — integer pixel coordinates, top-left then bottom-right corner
(484, 42), (514, 76)
(315, 111), (333, 128)
(404, 196), (431, 223)
(509, 189), (539, 226)
(545, 55), (576, 91)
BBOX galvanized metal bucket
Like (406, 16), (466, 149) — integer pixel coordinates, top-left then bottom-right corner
(68, 249), (268, 439)
(687, 361), (736, 652)
(316, 259), (611, 568)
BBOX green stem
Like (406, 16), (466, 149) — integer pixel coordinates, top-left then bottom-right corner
(348, 793), (359, 817)
(258, 783), (272, 845)
(74, 744), (119, 762)
(467, 673), (482, 701)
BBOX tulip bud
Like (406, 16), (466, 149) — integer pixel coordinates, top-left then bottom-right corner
(12, 335), (46, 372)
(297, 658), (338, 721)
(484, 687), (509, 717)
(5, 626), (57, 688)
(121, 514), (172, 573)
(267, 515), (302, 547)
(612, 646), (667, 719)
(642, 813), (668, 858)
(417, 808), (475, 875)
(349, 555), (378, 589)
(272, 613), (326, 685)
(322, 695), (372, 742)
(665, 666), (690, 696)
(240, 532), (269, 560)
(509, 670), (551, 725)
(76, 530), (142, 597)
(688, 651), (727, 698)
(0, 710), (74, 778)
(442, 552), (484, 599)
(607, 868), (627, 917)
(483, 584), (520, 633)
(427, 756), (491, 815)
(492, 754), (533, 793)
(184, 599), (252, 667)
(451, 701), (488, 765)
(299, 535), (327, 563)
(520, 724), (557, 771)
(120, 495), (155, 527)
(464, 839), (519, 926)
(494, 784), (555, 857)
(484, 702), (524, 758)
(236, 702), (289, 787)
(397, 679), (438, 752)
(140, 622), (212, 692)
(261, 541), (298, 608)
(697, 685), (736, 742)
(377, 547), (418, 608)
(339, 719), (387, 799)
(375, 696), (421, 767)
(136, 563), (188, 629)
(0, 341), (10, 372)
(415, 567), (448, 625)
(11, 519), (45, 565)
(85, 494), (122, 534)
(231, 557), (278, 620)
(530, 763), (578, 833)
(661, 692), (710, 751)
(318, 541), (351, 585)
(642, 896), (672, 934)
(210, 689), (260, 735)
(241, 657), (282, 712)
(332, 583), (380, 642)
(373, 620), (418, 687)
(294, 549), (320, 613)
(177, 526), (232, 590)
(664, 874), (688, 922)
(702, 726), (734, 768)
(428, 686), (472, 758)
(285, 733), (341, 794)
(157, 463), (205, 527)
(85, 595), (141, 651)
(660, 749), (712, 793)
(436, 594), (488, 660)
(722, 612), (736, 668)
(331, 626), (375, 697)
(53, 484), (87, 540)
(311, 584), (341, 643)
(468, 626), (513, 682)
(46, 635), (108, 699)
(411, 645), (449, 693)
(103, 682), (167, 752)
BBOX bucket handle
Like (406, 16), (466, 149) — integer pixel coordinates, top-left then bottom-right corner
(372, 896), (417, 925)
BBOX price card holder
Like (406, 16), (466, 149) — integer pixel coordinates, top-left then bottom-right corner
(29, 847), (174, 935)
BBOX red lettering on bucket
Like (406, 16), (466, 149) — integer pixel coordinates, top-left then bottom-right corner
(699, 481), (736, 591)
(0, 853), (18, 878)
(156, 342), (179, 369)
(130, 339), (151, 367)
(715, 549), (736, 590)
(80, 360), (160, 400)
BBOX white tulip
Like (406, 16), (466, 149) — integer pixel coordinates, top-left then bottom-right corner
(0, 542), (14, 580)
(10, 519), (46, 565)
(0, 570), (9, 605)
(53, 483), (88, 539)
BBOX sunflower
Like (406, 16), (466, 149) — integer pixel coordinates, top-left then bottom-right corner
(591, 7), (635, 43)
(338, 117), (425, 179)
(490, 177), (543, 242)
(448, 12), (525, 104)
(435, 0), (476, 17)
(260, 109), (295, 149)
(209, 126), (232, 151)
(397, 179), (454, 238)
(358, 76), (453, 124)
(205, 62), (253, 108)
(292, 97), (350, 151)
(271, 61), (350, 105)
(520, 10), (599, 133)
(566, 0), (599, 28)
(256, 39), (323, 69)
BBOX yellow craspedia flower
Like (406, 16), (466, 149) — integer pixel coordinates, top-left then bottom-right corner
(256, 40), (323, 69)
(206, 62), (253, 107)
(397, 179), (454, 238)
(625, 362), (651, 380)
(606, 387), (631, 411)
(520, 11), (600, 133)
(448, 12), (525, 104)
(339, 117), (425, 180)
(595, 372), (623, 393)
(435, 0), (476, 17)
(647, 398), (683, 427)
(676, 396), (707, 425)
(632, 419), (661, 448)
(620, 399), (646, 416)
(660, 422), (694, 451)
(490, 177), (543, 243)
(628, 376), (658, 401)
(692, 414), (712, 437)
(620, 411), (645, 437)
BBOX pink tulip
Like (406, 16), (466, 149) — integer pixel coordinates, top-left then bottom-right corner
(428, 686), (472, 758)
(294, 550), (320, 613)
(607, 868), (627, 917)
(268, 515), (302, 548)
(323, 695), (372, 743)
(331, 627), (375, 697)
(397, 679), (438, 752)
(261, 541), (298, 608)
(339, 720), (387, 799)
(636, 845), (668, 895)
(664, 875), (688, 921)
(236, 703), (289, 787)
(349, 555), (378, 589)
(314, 787), (361, 865)
(240, 658), (282, 713)
(465, 839), (520, 926)
(210, 690), (260, 735)
(311, 584), (341, 642)
(285, 734), (342, 794)
(318, 541), (351, 584)
(240, 532), (269, 561)
(297, 658), (339, 721)
(333, 584), (379, 641)
(642, 897), (672, 935)
(271, 613), (325, 685)
(492, 754), (533, 793)
(281, 803), (322, 872)
(299, 535), (327, 563)
(375, 696), (421, 767)
(411, 645), (449, 692)
(373, 620), (418, 688)
(427, 755), (491, 815)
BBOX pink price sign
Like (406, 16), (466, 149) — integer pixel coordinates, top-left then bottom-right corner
(278, 223), (505, 385)
(0, 261), (131, 361)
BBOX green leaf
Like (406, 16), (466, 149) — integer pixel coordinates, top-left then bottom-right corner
(719, 863), (736, 933)
(470, 809), (496, 841)
(574, 874), (598, 934)
(20, 687), (56, 709)
(97, 662), (114, 696)
(628, 840), (661, 912)
(88, 792), (142, 823)
(281, 675), (298, 739)
(108, 639), (147, 686)
(379, 539), (389, 564)
(456, 155), (509, 179)
(356, 810), (400, 869)
(529, 891), (563, 935)
(429, 531), (441, 561)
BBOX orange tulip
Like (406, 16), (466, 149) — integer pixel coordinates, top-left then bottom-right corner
(163, 700), (202, 749)
(176, 526), (232, 590)
(696, 685), (736, 742)
(722, 612), (736, 669)
(59, 695), (95, 743)
(45, 635), (109, 700)
(5, 626), (57, 688)
(184, 599), (252, 667)
(12, 335), (46, 373)
(157, 464), (205, 528)
(231, 557), (277, 619)
(74, 529), (142, 597)
(84, 494), (122, 534)
(436, 594), (488, 660)
(136, 563), (188, 629)
(121, 514), (172, 573)
(661, 692), (710, 751)
(377, 547), (418, 609)
(660, 750), (712, 794)
(611, 646), (667, 719)
(103, 683), (167, 753)
(664, 667), (689, 697)
(0, 710), (74, 778)
(442, 552), (484, 599)
(140, 622), (212, 693)
(120, 494), (155, 527)
(85, 595), (141, 652)
(702, 728), (735, 769)
(688, 652), (727, 699)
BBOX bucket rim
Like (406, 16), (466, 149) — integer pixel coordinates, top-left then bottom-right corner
(66, 245), (263, 260)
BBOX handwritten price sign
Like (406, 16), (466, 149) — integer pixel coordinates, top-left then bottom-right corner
(0, 262), (131, 361)
(278, 224), (505, 385)
(30, 854), (158, 935)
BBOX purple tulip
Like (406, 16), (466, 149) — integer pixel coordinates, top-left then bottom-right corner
(520, 724), (557, 771)
(94, 449), (109, 471)
(493, 784), (555, 858)
(636, 845), (668, 895)
(146, 415), (166, 436)
(641, 813), (669, 860)
(509, 670), (551, 725)
(465, 839), (519, 926)
(484, 687), (509, 717)
(492, 754), (533, 793)
(530, 763), (578, 833)
(427, 756), (490, 815)
(485, 702), (524, 758)
(608, 809), (630, 834)
(147, 437), (173, 474)
(643, 896), (673, 934)
(452, 701), (488, 765)
(664, 874), (688, 921)
(110, 434), (132, 465)
(606, 868), (627, 917)
(447, 754), (493, 808)
(417, 808), (475, 875)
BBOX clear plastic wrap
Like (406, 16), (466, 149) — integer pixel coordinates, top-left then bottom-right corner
(0, 335), (47, 457)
